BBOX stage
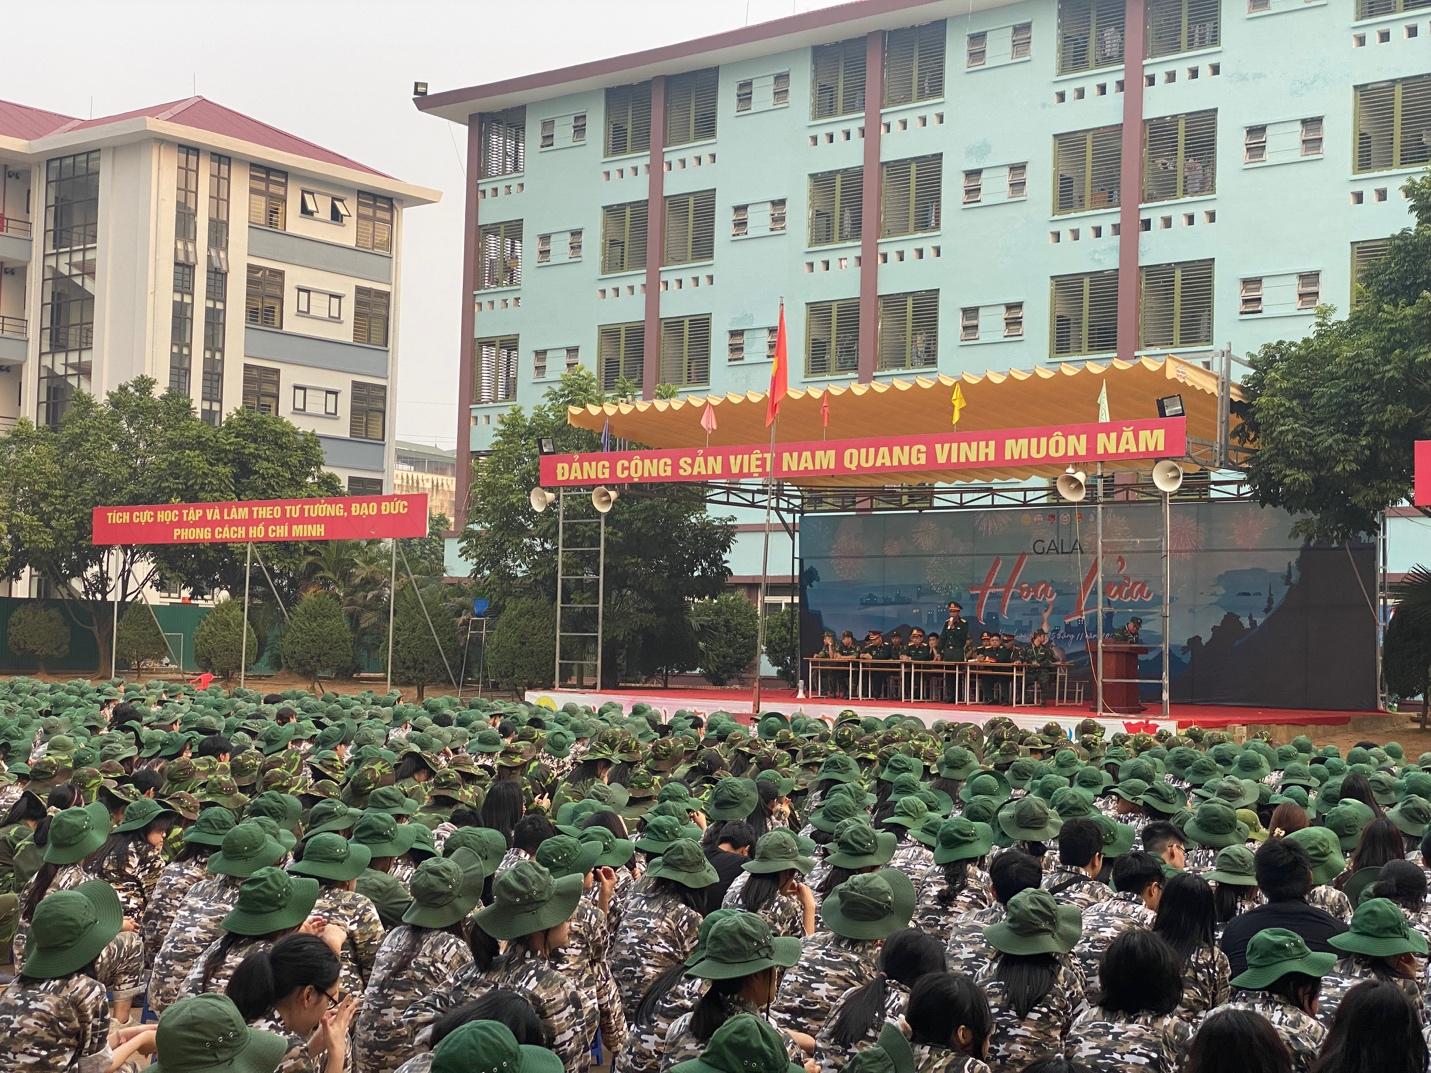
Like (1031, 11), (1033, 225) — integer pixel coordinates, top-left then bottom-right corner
(524, 685), (1390, 735)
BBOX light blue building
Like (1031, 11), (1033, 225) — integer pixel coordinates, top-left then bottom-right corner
(416, 0), (1431, 599)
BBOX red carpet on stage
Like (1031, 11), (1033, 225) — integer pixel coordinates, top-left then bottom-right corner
(524, 685), (1389, 730)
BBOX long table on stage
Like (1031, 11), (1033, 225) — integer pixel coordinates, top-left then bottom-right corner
(806, 657), (1076, 707)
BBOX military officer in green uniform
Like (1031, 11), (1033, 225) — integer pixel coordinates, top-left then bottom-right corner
(859, 630), (893, 699)
(941, 602), (970, 665)
(1025, 628), (1059, 703)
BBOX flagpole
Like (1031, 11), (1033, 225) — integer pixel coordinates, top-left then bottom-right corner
(752, 299), (787, 719)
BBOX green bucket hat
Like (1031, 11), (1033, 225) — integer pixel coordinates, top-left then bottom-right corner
(706, 778), (759, 821)
(1329, 897), (1429, 959)
(306, 799), (363, 837)
(1183, 802), (1249, 850)
(183, 806), (237, 848)
(1204, 778), (1259, 811)
(579, 825), (635, 869)
(21, 879), (123, 979)
(816, 753), (861, 785)
(809, 795), (862, 834)
(352, 810), (419, 858)
(885, 796), (930, 829)
(1206, 844), (1259, 886)
(842, 1022), (916, 1073)
(1285, 827), (1347, 888)
(475, 861), (583, 940)
(150, 993), (288, 1073)
(742, 829), (814, 875)
(1092, 813), (1136, 859)
(1388, 795), (1431, 838)
(208, 822), (287, 878)
(685, 910), (802, 980)
(932, 817), (994, 865)
(471, 728), (504, 754)
(1110, 778), (1149, 804)
(634, 815), (703, 855)
(433, 1020), (564, 1073)
(43, 802), (111, 865)
(535, 834), (602, 879)
(367, 785), (420, 817)
(289, 833), (372, 882)
(960, 771), (1010, 805)
(1323, 800), (1375, 852)
(356, 869), (413, 925)
(404, 849), (487, 928)
(444, 826), (507, 875)
(826, 823), (898, 869)
(115, 796), (176, 834)
(222, 867), (320, 937)
(1139, 781), (1185, 816)
(819, 868), (916, 940)
(983, 887), (1082, 955)
(669, 1013), (806, 1073)
(646, 838), (720, 889)
(1230, 927), (1336, 989)
(997, 796), (1063, 842)
(938, 746), (979, 781)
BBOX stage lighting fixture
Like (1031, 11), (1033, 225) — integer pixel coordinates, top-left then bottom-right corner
(536, 436), (557, 455)
(1156, 394), (1185, 419)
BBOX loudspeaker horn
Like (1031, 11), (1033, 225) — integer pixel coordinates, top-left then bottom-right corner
(1055, 467), (1087, 503)
(529, 487), (556, 513)
(592, 486), (619, 513)
(1151, 460), (1184, 494)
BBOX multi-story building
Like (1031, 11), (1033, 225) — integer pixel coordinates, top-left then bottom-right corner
(417, 0), (1429, 585)
(0, 95), (438, 494)
(395, 439), (458, 523)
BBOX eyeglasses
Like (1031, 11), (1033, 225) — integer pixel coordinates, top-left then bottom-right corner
(319, 987), (346, 1008)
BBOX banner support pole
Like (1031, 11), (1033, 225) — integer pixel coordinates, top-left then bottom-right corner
(110, 547), (122, 681)
(386, 540), (398, 693)
(1162, 489), (1172, 721)
(239, 543), (252, 690)
(752, 419), (779, 717)
(1095, 464), (1105, 718)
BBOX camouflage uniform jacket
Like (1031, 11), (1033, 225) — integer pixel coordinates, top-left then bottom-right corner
(141, 855), (209, 964)
(890, 842), (935, 884)
(0, 971), (113, 1073)
(476, 947), (598, 1073)
(613, 975), (704, 1073)
(1042, 866), (1113, 911)
(816, 978), (910, 1073)
(1175, 943), (1231, 1021)
(149, 873), (243, 1015)
(770, 930), (881, 1035)
(1071, 892), (1153, 985)
(610, 886), (703, 1018)
(1066, 1007), (1193, 1073)
(1307, 883), (1352, 923)
(393, 1057), (433, 1073)
(352, 926), (473, 1073)
(721, 872), (805, 938)
(976, 956), (1087, 1073)
(567, 893), (628, 1052)
(1205, 995), (1324, 1073)
(1316, 957), (1422, 1029)
(498, 847), (531, 875)
(390, 855), (418, 888)
(12, 862), (92, 965)
(909, 1045), (991, 1073)
(913, 881), (993, 940)
(1183, 848), (1218, 874)
(93, 841), (165, 922)
(945, 904), (1004, 981)
(253, 1013), (321, 1073)
(315, 884), (387, 994)
(181, 935), (272, 999)
(0, 783), (21, 815)
(662, 998), (804, 1072)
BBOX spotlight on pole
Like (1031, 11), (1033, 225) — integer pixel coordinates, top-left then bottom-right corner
(536, 436), (557, 455)
(413, 81), (429, 97)
(592, 486), (619, 513)
(1151, 460), (1184, 494)
(529, 487), (556, 512)
(1156, 394), (1185, 419)
(1055, 465), (1088, 503)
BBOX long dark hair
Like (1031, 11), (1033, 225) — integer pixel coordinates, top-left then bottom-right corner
(816, 863), (859, 897)
(740, 870), (791, 915)
(479, 781), (524, 842)
(1185, 1011), (1291, 1073)
(826, 928), (946, 1047)
(1153, 872), (1217, 963)
(1310, 980), (1429, 1073)
(689, 974), (754, 1042)
(634, 962), (689, 1026)
(993, 952), (1058, 1018)
(1213, 881), (1256, 924)
(1369, 860), (1426, 913)
(906, 972), (993, 1055)
(1347, 818), (1404, 875)
(1337, 774), (1384, 817)
(936, 859), (981, 905)
(95, 815), (174, 877)
(226, 934), (339, 1021)
(1098, 932), (1183, 1015)
(651, 876), (708, 914)
(432, 989), (548, 1048)
(748, 781), (781, 841)
(1, 791), (46, 826)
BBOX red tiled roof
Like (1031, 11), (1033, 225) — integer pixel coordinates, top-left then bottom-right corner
(0, 98), (78, 140)
(57, 97), (390, 178)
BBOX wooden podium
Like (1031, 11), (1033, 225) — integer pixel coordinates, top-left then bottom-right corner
(1089, 643), (1148, 714)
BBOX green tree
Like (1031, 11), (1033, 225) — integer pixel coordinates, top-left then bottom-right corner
(0, 379), (339, 671)
(485, 595), (556, 695)
(763, 604), (801, 687)
(689, 593), (759, 686)
(193, 598), (258, 681)
(280, 591), (353, 690)
(1237, 169), (1431, 541)
(382, 581), (462, 699)
(460, 368), (733, 687)
(115, 602), (169, 675)
(7, 604), (71, 673)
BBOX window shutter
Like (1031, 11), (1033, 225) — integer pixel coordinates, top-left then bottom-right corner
(811, 38), (867, 119)
(805, 298), (861, 375)
(601, 202), (649, 273)
(605, 82), (652, 156)
(1050, 270), (1119, 356)
(1054, 125), (1122, 214)
(1146, 0), (1220, 58)
(660, 315), (711, 387)
(884, 21), (947, 107)
(475, 336), (519, 403)
(598, 322), (645, 391)
(881, 155), (942, 236)
(667, 68), (719, 146)
(1351, 238), (1391, 307)
(1140, 260), (1213, 348)
(664, 190), (716, 265)
(877, 290), (940, 370)
(477, 221), (523, 288)
(1057, 0), (1125, 74)
(808, 166), (864, 245)
(479, 108), (526, 178)
(1143, 110), (1217, 202)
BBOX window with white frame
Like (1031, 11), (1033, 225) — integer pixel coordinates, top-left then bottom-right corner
(961, 302), (1025, 342)
(1300, 117), (1323, 156)
(964, 170), (983, 204)
(735, 71), (792, 113)
(296, 287), (342, 321)
(299, 190), (320, 217)
(967, 31), (988, 66)
(535, 228), (584, 266)
(539, 112), (587, 150)
(1240, 277), (1263, 315)
(293, 385), (339, 416)
(964, 163), (1028, 207)
(1244, 125), (1267, 164)
(1004, 302), (1024, 337)
(728, 329), (746, 362)
(1240, 271), (1320, 316)
(1243, 116), (1325, 166)
(1008, 163), (1028, 199)
(960, 307), (980, 340)
(565, 346), (581, 371)
(1297, 271), (1320, 308)
(330, 196), (350, 223)
(968, 23), (1034, 69)
(1011, 23), (1033, 58)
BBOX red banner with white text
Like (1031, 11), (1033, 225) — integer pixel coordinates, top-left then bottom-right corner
(539, 418), (1187, 487)
(91, 494), (429, 545)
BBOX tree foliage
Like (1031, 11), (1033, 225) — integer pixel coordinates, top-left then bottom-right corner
(689, 593), (759, 686)
(1238, 170), (1431, 541)
(115, 602), (169, 675)
(281, 591), (353, 689)
(0, 379), (340, 670)
(382, 582), (463, 699)
(485, 595), (556, 695)
(194, 598), (258, 681)
(7, 604), (71, 672)
(1388, 565), (1431, 723)
(763, 604), (801, 687)
(460, 369), (733, 686)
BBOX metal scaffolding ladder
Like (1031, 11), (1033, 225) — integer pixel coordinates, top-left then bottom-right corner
(553, 490), (606, 689)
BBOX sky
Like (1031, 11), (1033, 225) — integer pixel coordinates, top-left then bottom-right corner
(2, 0), (848, 449)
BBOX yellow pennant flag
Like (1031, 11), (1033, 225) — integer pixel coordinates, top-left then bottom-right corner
(951, 382), (967, 428)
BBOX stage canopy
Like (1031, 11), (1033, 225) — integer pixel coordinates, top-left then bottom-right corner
(567, 356), (1245, 487)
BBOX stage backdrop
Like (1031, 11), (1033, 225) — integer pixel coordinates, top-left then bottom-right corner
(799, 501), (1376, 710)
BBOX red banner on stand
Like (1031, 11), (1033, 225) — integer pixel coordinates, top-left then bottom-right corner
(92, 494), (429, 545)
(539, 418), (1187, 487)
(1416, 441), (1431, 507)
